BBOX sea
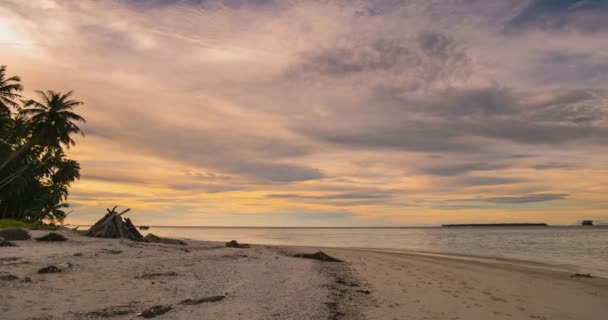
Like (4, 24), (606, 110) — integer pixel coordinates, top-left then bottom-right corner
(138, 226), (608, 278)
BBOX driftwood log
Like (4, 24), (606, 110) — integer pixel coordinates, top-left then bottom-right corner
(85, 207), (144, 241)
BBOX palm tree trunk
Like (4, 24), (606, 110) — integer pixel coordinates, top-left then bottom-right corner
(0, 164), (29, 189)
(0, 139), (35, 172)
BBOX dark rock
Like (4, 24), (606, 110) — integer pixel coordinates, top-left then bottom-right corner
(293, 251), (342, 262)
(225, 240), (251, 248)
(356, 290), (371, 294)
(571, 273), (593, 278)
(0, 273), (19, 281)
(140, 305), (172, 318)
(73, 253), (83, 256)
(35, 232), (67, 242)
(137, 272), (178, 279)
(0, 228), (31, 241)
(38, 266), (62, 274)
(22, 277), (32, 283)
(144, 234), (187, 246)
(179, 295), (225, 305)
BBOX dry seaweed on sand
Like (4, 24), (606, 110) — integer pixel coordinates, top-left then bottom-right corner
(178, 295), (226, 305)
(35, 232), (67, 242)
(0, 273), (19, 281)
(0, 236), (17, 247)
(293, 251), (343, 262)
(144, 233), (187, 245)
(137, 272), (178, 279)
(225, 240), (251, 248)
(139, 305), (172, 318)
(82, 305), (135, 318)
(0, 228), (31, 240)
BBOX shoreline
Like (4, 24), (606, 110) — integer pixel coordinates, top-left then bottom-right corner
(2, 229), (607, 319)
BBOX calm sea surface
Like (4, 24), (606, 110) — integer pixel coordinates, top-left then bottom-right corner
(141, 226), (608, 277)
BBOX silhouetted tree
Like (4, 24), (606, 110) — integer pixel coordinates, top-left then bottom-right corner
(0, 66), (85, 223)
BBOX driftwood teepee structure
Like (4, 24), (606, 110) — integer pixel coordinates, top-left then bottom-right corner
(85, 206), (144, 241)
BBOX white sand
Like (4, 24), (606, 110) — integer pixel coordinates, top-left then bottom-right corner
(2, 230), (607, 320)
(1, 230), (356, 320)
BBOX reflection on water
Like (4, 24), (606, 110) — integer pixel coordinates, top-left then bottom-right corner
(142, 226), (608, 277)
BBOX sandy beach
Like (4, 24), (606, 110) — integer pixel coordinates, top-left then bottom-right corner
(2, 230), (607, 320)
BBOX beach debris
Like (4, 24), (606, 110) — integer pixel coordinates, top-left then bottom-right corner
(0, 228), (31, 240)
(571, 273), (593, 278)
(0, 257), (21, 262)
(85, 206), (144, 241)
(101, 249), (123, 254)
(38, 265), (62, 274)
(325, 302), (345, 320)
(57, 262), (74, 269)
(144, 233), (187, 245)
(84, 305), (135, 318)
(0, 273), (19, 281)
(0, 236), (17, 247)
(293, 251), (342, 262)
(225, 240), (251, 248)
(139, 305), (172, 318)
(179, 295), (226, 305)
(356, 290), (371, 295)
(35, 232), (67, 242)
(73, 252), (83, 256)
(335, 278), (359, 287)
(137, 272), (178, 279)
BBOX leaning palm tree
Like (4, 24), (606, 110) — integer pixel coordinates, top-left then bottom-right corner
(0, 65), (23, 115)
(0, 90), (85, 172)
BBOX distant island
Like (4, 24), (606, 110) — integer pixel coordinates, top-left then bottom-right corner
(442, 223), (548, 227)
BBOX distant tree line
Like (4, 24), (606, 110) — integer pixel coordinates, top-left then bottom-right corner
(0, 65), (85, 223)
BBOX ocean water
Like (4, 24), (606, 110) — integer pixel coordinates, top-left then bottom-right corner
(142, 226), (608, 277)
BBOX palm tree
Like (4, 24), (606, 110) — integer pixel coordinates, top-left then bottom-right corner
(0, 90), (85, 171)
(0, 65), (23, 115)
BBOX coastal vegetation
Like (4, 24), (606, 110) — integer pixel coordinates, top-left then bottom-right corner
(0, 65), (85, 224)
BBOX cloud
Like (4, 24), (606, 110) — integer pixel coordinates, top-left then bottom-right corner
(2, 0), (608, 225)
(506, 0), (608, 33)
(420, 162), (508, 176)
(477, 193), (569, 204)
(266, 191), (392, 200)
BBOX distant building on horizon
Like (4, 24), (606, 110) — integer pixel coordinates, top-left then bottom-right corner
(581, 220), (594, 226)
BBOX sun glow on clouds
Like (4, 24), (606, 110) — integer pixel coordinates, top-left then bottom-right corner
(0, 18), (32, 48)
(2, 0), (608, 226)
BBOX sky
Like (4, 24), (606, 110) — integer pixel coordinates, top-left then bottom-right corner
(1, 0), (607, 226)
